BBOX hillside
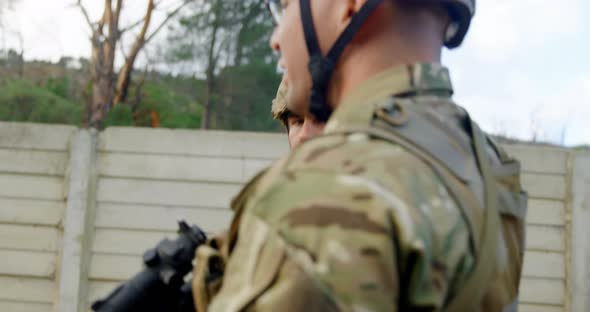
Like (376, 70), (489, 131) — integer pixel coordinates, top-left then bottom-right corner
(0, 54), (283, 132)
(3, 55), (582, 149)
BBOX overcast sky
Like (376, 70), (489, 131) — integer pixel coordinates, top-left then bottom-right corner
(1, 0), (589, 146)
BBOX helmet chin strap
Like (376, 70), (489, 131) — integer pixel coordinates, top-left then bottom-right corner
(299, 0), (383, 122)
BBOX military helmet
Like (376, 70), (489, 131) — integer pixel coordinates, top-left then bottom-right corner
(439, 0), (476, 48)
(271, 80), (289, 128)
(266, 0), (475, 122)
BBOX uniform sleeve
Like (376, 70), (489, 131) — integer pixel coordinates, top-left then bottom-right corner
(208, 163), (473, 311)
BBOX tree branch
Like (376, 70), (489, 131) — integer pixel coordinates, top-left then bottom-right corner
(101, 0), (121, 45)
(120, 17), (145, 34)
(112, 0), (155, 105)
(136, 0), (155, 46)
(75, 0), (95, 31)
(119, 0), (177, 35)
(153, 0), (165, 9)
(114, 0), (123, 26)
(96, 4), (107, 36)
(145, 0), (190, 44)
(104, 0), (112, 20)
(119, 36), (128, 60)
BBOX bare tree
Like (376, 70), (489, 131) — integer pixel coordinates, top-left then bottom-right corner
(75, 0), (190, 128)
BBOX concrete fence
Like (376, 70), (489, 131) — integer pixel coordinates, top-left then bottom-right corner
(0, 121), (588, 312)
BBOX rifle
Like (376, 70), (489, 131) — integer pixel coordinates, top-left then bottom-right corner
(91, 220), (207, 312)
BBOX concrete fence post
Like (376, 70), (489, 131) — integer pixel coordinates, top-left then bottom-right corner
(571, 152), (590, 312)
(56, 129), (98, 312)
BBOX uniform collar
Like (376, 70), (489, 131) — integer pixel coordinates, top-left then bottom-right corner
(324, 63), (453, 133)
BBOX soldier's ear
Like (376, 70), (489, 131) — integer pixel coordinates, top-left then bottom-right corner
(337, 0), (358, 25)
(337, 0), (384, 39)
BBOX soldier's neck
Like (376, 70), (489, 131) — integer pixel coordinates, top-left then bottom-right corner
(327, 30), (442, 109)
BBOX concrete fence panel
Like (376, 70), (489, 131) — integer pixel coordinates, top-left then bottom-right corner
(0, 121), (587, 312)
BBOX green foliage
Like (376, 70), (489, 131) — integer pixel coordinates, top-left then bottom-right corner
(102, 104), (134, 128)
(0, 0), (284, 133)
(103, 78), (203, 129)
(45, 76), (71, 98)
(0, 79), (81, 124)
(214, 63), (282, 131)
(141, 81), (202, 129)
(165, 0), (282, 132)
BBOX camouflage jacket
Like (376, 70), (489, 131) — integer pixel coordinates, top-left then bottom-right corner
(192, 63), (526, 312)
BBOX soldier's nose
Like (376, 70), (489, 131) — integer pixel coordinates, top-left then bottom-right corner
(270, 28), (280, 52)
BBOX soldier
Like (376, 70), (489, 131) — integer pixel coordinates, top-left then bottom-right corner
(272, 78), (326, 148)
(190, 79), (327, 311)
(193, 0), (527, 311)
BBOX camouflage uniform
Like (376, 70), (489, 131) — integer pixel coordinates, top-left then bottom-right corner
(192, 63), (527, 311)
(271, 80), (289, 128)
